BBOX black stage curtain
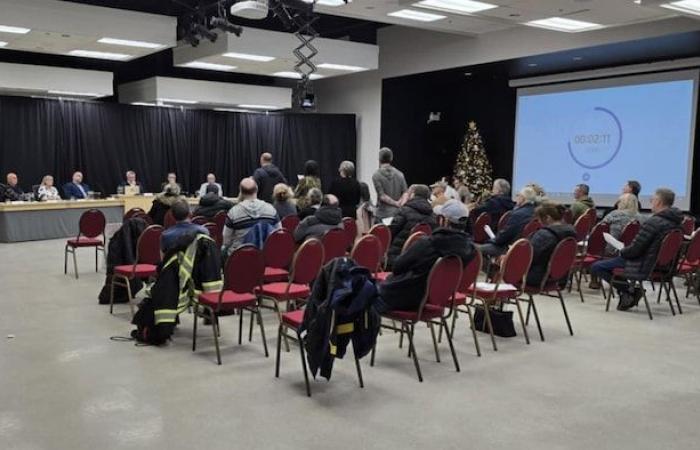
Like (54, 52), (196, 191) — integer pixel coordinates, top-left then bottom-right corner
(0, 96), (356, 196)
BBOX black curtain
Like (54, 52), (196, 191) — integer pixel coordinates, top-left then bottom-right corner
(0, 96), (356, 196)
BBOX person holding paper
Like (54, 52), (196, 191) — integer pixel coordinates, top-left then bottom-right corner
(525, 202), (576, 287)
(477, 186), (537, 259)
(590, 188), (683, 310)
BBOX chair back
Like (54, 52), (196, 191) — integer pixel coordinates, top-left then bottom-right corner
(682, 215), (695, 236)
(204, 223), (221, 247)
(586, 222), (610, 257)
(401, 231), (426, 254)
(654, 229), (684, 270)
(164, 210), (177, 229)
(224, 245), (265, 294)
(619, 220), (640, 246)
(411, 222), (432, 236)
(290, 238), (325, 285)
(281, 215), (300, 232)
(472, 212), (490, 244)
(350, 234), (382, 272)
(369, 224), (391, 258)
(213, 210), (227, 231)
(542, 238), (577, 287)
(585, 207), (597, 231)
(520, 219), (542, 239)
(500, 238), (533, 285)
(573, 212), (592, 241)
(562, 208), (573, 224)
(124, 207), (145, 220)
(497, 210), (512, 232)
(322, 228), (348, 263)
(342, 217), (358, 248)
(137, 225), (163, 265)
(263, 229), (295, 269)
(458, 247), (482, 292)
(78, 209), (106, 239)
(421, 256), (462, 312)
(191, 216), (209, 225)
(684, 230), (700, 264)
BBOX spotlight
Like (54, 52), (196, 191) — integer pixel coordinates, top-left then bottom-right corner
(210, 16), (243, 37)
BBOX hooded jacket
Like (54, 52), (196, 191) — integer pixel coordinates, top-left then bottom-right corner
(98, 217), (147, 304)
(379, 229), (476, 312)
(472, 194), (516, 229)
(223, 198), (279, 253)
(621, 207), (683, 280)
(194, 193), (234, 219)
(388, 198), (437, 265)
(526, 223), (577, 287)
(253, 164), (287, 203)
(294, 205), (343, 243)
(148, 193), (184, 225)
(372, 165), (408, 219)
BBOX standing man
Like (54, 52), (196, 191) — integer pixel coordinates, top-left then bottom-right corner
(1, 172), (24, 201)
(372, 147), (407, 223)
(198, 173), (223, 197)
(118, 170), (142, 194)
(252, 152), (287, 203)
(570, 183), (595, 221)
(63, 171), (91, 199)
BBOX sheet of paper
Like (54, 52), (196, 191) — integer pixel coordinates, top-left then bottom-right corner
(484, 225), (496, 240)
(603, 232), (624, 251)
(382, 217), (393, 226)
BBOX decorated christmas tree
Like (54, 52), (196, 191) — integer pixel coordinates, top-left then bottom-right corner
(453, 121), (493, 198)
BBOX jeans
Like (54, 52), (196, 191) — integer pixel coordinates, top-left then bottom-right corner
(590, 256), (630, 291)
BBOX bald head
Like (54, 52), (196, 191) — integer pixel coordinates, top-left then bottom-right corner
(323, 194), (339, 207)
(6, 172), (17, 186)
(260, 153), (273, 167)
(240, 177), (258, 198)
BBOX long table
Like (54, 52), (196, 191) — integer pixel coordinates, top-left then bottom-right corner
(0, 196), (201, 243)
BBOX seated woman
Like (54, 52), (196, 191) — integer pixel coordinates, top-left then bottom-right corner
(272, 183), (297, 219)
(298, 187), (323, 220)
(525, 202), (577, 288)
(37, 175), (61, 201)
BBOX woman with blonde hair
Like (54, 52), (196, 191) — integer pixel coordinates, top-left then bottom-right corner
(272, 183), (297, 219)
(37, 175), (61, 201)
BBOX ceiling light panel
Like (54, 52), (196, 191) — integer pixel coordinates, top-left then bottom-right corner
(317, 63), (367, 71)
(0, 41), (7, 47)
(414, 0), (498, 15)
(48, 90), (100, 97)
(181, 61), (238, 71)
(388, 9), (447, 22)
(98, 37), (164, 49)
(660, 0), (700, 16)
(222, 52), (276, 62)
(238, 104), (284, 110)
(272, 71), (324, 80)
(524, 17), (604, 33)
(0, 25), (31, 34)
(68, 49), (132, 60)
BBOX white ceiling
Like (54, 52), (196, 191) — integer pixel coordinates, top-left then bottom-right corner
(315, 0), (689, 36)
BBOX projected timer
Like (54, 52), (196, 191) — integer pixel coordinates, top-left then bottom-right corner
(567, 107), (623, 179)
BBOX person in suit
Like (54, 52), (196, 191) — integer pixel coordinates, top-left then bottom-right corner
(118, 170), (142, 194)
(1, 172), (24, 202)
(198, 173), (223, 197)
(63, 171), (91, 199)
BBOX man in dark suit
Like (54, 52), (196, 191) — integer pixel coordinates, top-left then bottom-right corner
(63, 171), (91, 199)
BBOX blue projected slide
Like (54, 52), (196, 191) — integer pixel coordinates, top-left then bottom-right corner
(513, 72), (698, 209)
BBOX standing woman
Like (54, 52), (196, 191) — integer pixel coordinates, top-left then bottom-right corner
(329, 160), (361, 218)
(294, 160), (322, 210)
(37, 175), (61, 201)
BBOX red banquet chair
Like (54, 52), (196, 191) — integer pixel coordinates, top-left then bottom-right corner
(497, 210), (512, 232)
(401, 231), (426, 254)
(682, 215), (696, 236)
(110, 225), (162, 316)
(573, 211), (593, 243)
(194, 245), (268, 365)
(342, 217), (358, 249)
(124, 207), (146, 220)
(370, 256), (463, 382)
(606, 229), (684, 320)
(369, 224), (392, 279)
(449, 247), (483, 356)
(322, 228), (348, 264)
(562, 209), (574, 225)
(281, 215), (300, 233)
(410, 222), (432, 236)
(520, 219), (542, 239)
(213, 210), (227, 233)
(619, 220), (640, 246)
(262, 229), (296, 283)
(203, 222), (221, 247)
(519, 237), (578, 341)
(570, 222), (609, 302)
(64, 209), (106, 279)
(350, 234), (382, 273)
(677, 230), (700, 303)
(163, 209), (178, 229)
(463, 239), (533, 351)
(472, 212), (491, 244)
(191, 215), (209, 225)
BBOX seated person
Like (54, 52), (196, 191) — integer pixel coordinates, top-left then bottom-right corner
(570, 183), (595, 221)
(602, 193), (640, 255)
(435, 198), (470, 234)
(298, 187), (323, 220)
(525, 202), (577, 287)
(388, 184), (437, 266)
(272, 183), (297, 219)
(294, 194), (343, 243)
(63, 171), (90, 199)
(37, 175), (61, 201)
(477, 186), (537, 258)
(430, 181), (449, 210)
(470, 178), (515, 229)
(198, 173), (223, 197)
(161, 172), (181, 192)
(148, 183), (185, 225)
(118, 170), (142, 194)
(377, 227), (476, 312)
(193, 184), (234, 219)
(160, 199), (209, 253)
(1, 172), (24, 202)
(590, 188), (682, 310)
(222, 177), (279, 254)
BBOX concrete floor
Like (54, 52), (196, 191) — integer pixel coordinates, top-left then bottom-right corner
(1, 238), (700, 450)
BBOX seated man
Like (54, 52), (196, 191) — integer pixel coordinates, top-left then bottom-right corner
(160, 199), (209, 253)
(194, 184), (234, 219)
(198, 173), (223, 197)
(63, 171), (91, 199)
(470, 178), (515, 229)
(161, 172), (181, 192)
(591, 188), (682, 310)
(222, 177), (279, 254)
(118, 170), (142, 194)
(477, 186), (537, 258)
(430, 181), (449, 209)
(294, 194), (343, 243)
(570, 183), (595, 221)
(1, 172), (24, 202)
(526, 202), (576, 287)
(387, 184), (436, 266)
(435, 198), (470, 234)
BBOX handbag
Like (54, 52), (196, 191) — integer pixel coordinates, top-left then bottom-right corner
(473, 305), (516, 338)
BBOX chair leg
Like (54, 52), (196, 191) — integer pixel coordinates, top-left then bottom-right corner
(248, 309), (255, 342)
(558, 290), (574, 336)
(529, 294), (545, 341)
(605, 283), (613, 312)
(670, 282), (682, 315)
(657, 280), (664, 305)
(64, 245), (68, 274)
(271, 300), (290, 352)
(353, 342), (364, 389)
(370, 341), (377, 367)
(641, 288), (653, 320)
(211, 309), (221, 365)
(72, 247), (79, 280)
(576, 269), (584, 303)
(405, 322), (423, 382)
(482, 302), (498, 351)
(275, 324), (283, 378)
(192, 305), (199, 352)
(125, 278), (135, 317)
(109, 275), (116, 314)
(428, 322), (440, 363)
(464, 305), (481, 357)
(238, 308), (244, 345)
(514, 298), (530, 345)
(95, 246), (99, 272)
(441, 318), (460, 373)
(296, 329), (311, 397)
(256, 308), (269, 357)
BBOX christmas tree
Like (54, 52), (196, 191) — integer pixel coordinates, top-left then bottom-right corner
(453, 121), (493, 199)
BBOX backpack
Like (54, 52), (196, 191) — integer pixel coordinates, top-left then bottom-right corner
(242, 221), (277, 249)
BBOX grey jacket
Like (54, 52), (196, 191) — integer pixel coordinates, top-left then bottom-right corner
(372, 165), (407, 220)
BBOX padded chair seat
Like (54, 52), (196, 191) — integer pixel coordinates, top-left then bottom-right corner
(197, 290), (257, 310)
(264, 267), (289, 282)
(678, 262), (699, 274)
(581, 254), (602, 266)
(384, 304), (444, 322)
(454, 291), (467, 305)
(612, 268), (625, 276)
(67, 237), (103, 247)
(114, 264), (157, 278)
(464, 281), (519, 299)
(256, 282), (310, 299)
(281, 309), (305, 328)
(375, 271), (391, 282)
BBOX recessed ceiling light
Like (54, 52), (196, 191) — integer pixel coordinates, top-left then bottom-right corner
(238, 104), (282, 110)
(48, 90), (101, 97)
(0, 41), (7, 47)
(131, 102), (157, 106)
(308, 0), (350, 6)
(525, 17), (604, 32)
(660, 0), (700, 16)
(388, 9), (447, 22)
(158, 98), (198, 104)
(464, 72), (472, 76)
(213, 107), (240, 112)
(222, 52), (276, 62)
(414, 0), (498, 15)
(272, 71), (323, 80)
(181, 61), (238, 71)
(0, 25), (31, 34)
(68, 49), (131, 60)
(98, 37), (164, 49)
(528, 63), (538, 67)
(317, 63), (367, 71)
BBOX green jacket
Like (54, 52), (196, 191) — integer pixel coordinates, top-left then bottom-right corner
(570, 196), (595, 221)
